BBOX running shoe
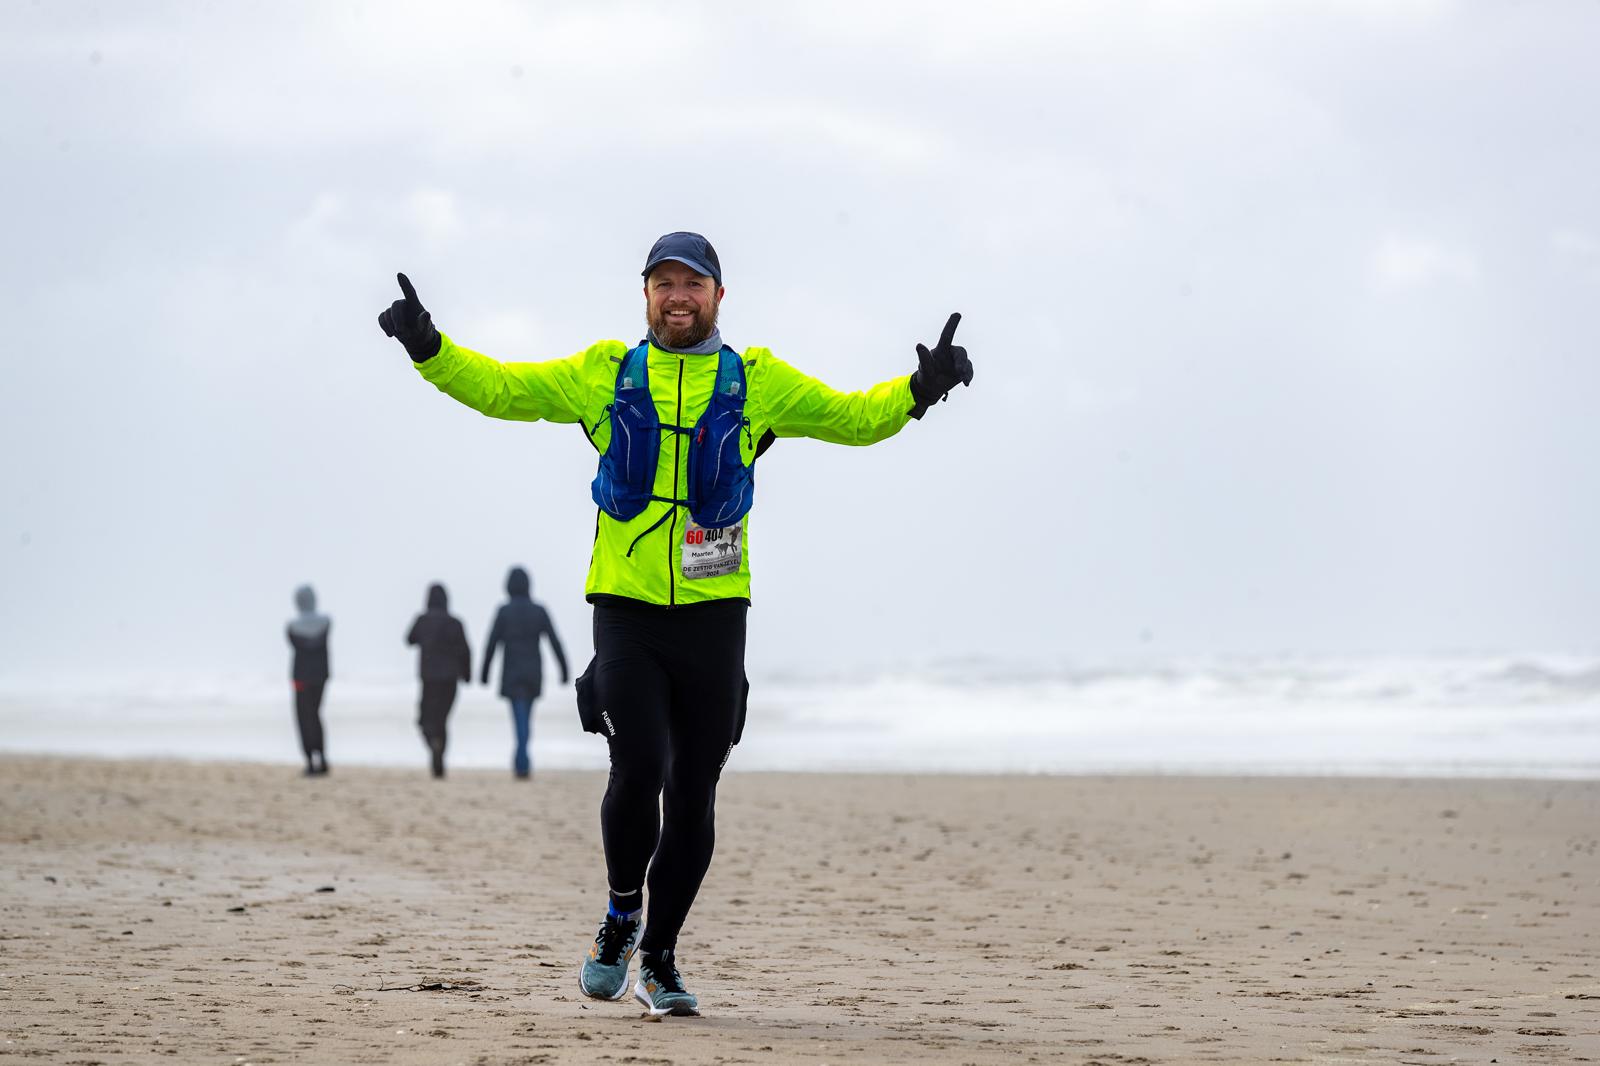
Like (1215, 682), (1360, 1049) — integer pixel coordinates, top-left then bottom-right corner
(578, 911), (640, 1000)
(634, 949), (699, 1016)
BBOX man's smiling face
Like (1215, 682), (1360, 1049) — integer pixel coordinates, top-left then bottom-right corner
(645, 259), (723, 349)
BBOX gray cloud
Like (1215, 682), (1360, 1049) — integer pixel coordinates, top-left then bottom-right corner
(2, 0), (1596, 685)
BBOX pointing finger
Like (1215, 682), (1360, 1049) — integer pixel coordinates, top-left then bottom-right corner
(397, 272), (419, 305)
(938, 312), (961, 348)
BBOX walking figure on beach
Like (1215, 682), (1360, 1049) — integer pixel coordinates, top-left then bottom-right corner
(481, 566), (569, 779)
(405, 583), (472, 779)
(378, 231), (972, 1016)
(286, 584), (330, 776)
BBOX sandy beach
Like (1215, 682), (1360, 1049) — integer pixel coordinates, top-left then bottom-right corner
(2, 756), (1597, 1064)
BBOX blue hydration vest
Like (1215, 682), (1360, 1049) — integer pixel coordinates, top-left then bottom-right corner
(589, 343), (754, 548)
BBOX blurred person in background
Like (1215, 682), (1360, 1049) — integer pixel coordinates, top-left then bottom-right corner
(406, 582), (472, 778)
(286, 584), (330, 777)
(481, 566), (569, 779)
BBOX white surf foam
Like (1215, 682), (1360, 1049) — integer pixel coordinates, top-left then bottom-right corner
(1, 654), (1596, 777)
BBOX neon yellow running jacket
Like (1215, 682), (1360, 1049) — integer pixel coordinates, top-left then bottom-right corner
(416, 335), (915, 606)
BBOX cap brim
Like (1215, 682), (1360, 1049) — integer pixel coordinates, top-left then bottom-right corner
(643, 254), (717, 281)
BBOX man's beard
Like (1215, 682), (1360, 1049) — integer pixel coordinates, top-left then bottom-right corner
(648, 299), (719, 349)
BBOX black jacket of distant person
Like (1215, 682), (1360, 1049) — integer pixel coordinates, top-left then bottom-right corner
(289, 631), (330, 683)
(288, 586), (330, 683)
(482, 567), (568, 700)
(407, 584), (471, 684)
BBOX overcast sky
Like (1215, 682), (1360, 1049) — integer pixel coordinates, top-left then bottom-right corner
(2, 0), (1596, 684)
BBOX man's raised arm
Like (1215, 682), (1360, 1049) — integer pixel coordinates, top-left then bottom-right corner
(761, 311), (973, 445)
(377, 272), (596, 425)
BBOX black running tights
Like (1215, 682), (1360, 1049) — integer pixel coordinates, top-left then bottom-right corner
(593, 600), (746, 953)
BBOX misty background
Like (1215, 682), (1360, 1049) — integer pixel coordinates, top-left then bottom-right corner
(2, 0), (1597, 699)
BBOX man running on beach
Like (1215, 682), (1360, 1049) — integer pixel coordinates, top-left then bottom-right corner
(377, 232), (972, 1016)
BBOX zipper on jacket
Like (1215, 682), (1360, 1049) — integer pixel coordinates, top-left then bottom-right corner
(668, 356), (685, 607)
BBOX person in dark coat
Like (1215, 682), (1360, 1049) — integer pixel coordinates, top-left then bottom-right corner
(406, 582), (471, 778)
(286, 584), (330, 776)
(481, 566), (569, 778)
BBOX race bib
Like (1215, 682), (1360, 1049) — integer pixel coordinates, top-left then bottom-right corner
(682, 520), (742, 580)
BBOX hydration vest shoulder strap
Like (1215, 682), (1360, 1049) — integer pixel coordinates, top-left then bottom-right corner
(617, 343), (650, 389)
(714, 344), (745, 397)
(584, 343), (653, 447)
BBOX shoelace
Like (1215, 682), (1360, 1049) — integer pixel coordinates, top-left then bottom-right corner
(593, 914), (636, 966)
(644, 952), (686, 994)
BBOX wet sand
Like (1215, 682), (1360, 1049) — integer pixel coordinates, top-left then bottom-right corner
(2, 755), (1597, 1064)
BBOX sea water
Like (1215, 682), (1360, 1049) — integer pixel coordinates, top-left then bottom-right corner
(1, 655), (1596, 777)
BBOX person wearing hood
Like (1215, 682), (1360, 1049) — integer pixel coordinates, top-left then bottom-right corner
(286, 584), (330, 776)
(406, 582), (472, 778)
(481, 566), (569, 779)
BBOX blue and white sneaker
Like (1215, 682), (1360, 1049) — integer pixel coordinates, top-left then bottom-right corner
(634, 949), (699, 1017)
(578, 911), (640, 1000)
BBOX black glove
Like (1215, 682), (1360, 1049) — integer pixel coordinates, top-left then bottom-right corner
(908, 312), (972, 419)
(377, 272), (441, 363)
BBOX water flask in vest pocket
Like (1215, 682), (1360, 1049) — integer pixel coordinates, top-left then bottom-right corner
(686, 350), (754, 527)
(590, 347), (661, 521)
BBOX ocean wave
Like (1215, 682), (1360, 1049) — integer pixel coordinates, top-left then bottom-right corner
(2, 653), (1597, 775)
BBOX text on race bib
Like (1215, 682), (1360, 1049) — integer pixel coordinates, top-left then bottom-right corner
(682, 520), (742, 580)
